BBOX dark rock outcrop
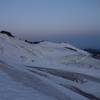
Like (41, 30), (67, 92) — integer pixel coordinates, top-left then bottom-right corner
(84, 49), (100, 59)
(25, 40), (44, 44)
(0, 30), (14, 38)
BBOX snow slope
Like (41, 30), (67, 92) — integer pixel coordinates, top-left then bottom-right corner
(0, 33), (100, 100)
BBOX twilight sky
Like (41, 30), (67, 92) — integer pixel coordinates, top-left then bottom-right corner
(0, 0), (100, 48)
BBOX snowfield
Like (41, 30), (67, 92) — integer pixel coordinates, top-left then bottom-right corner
(0, 33), (100, 100)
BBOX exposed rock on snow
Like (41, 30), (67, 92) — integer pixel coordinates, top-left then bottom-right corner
(0, 30), (14, 38)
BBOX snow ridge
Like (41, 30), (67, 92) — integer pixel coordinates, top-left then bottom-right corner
(0, 32), (100, 100)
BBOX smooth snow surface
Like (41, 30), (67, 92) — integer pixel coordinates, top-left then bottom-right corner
(0, 33), (100, 100)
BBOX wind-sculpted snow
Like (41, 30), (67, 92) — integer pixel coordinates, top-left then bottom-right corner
(0, 33), (100, 100)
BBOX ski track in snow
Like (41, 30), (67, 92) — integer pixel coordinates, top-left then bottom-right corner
(0, 63), (71, 100)
(26, 66), (100, 84)
(26, 66), (100, 100)
(1, 61), (100, 100)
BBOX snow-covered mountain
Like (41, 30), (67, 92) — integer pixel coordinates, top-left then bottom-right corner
(0, 32), (100, 100)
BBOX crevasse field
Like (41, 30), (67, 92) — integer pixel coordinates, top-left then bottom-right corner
(0, 33), (100, 100)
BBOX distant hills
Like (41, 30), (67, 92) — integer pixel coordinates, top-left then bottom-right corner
(84, 49), (100, 59)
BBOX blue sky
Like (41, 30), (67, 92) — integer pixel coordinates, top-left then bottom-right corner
(0, 0), (100, 48)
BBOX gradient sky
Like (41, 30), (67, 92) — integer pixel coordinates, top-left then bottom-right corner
(0, 0), (100, 48)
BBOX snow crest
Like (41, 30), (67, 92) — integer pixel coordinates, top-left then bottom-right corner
(0, 33), (100, 100)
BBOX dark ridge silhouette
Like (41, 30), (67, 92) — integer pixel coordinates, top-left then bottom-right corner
(25, 40), (33, 44)
(84, 49), (100, 59)
(33, 41), (44, 44)
(25, 40), (44, 44)
(0, 30), (14, 38)
(64, 47), (77, 52)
